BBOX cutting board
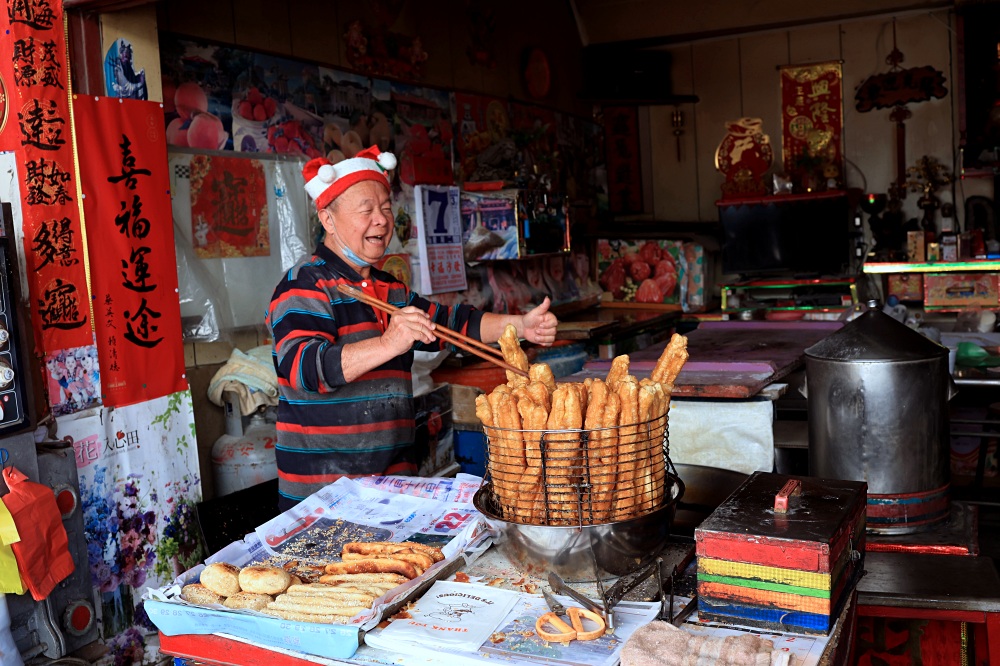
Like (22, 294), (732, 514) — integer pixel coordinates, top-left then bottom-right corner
(586, 321), (841, 398)
(555, 320), (617, 340)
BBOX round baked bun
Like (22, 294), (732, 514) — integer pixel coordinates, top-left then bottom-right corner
(181, 583), (224, 606)
(239, 565), (292, 595)
(200, 562), (241, 597)
(223, 591), (273, 611)
(289, 574), (303, 586)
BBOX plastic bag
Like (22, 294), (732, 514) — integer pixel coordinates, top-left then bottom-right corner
(1, 466), (74, 601)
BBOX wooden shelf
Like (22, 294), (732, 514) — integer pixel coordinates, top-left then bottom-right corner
(863, 261), (1000, 274)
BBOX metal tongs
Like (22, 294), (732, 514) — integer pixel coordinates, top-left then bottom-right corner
(601, 557), (697, 627)
(548, 572), (615, 632)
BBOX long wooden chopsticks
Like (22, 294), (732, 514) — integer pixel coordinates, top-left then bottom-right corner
(336, 284), (529, 378)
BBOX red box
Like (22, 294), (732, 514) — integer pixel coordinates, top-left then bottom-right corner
(695, 472), (867, 634)
(923, 273), (1000, 308)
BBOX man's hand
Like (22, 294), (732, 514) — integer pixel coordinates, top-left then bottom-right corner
(521, 297), (558, 346)
(381, 306), (436, 356)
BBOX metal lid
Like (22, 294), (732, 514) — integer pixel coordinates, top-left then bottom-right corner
(805, 301), (948, 362)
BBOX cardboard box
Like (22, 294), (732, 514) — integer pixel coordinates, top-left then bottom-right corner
(886, 273), (924, 302)
(924, 273), (1000, 308)
(449, 383), (484, 427)
(414, 383), (455, 476)
(907, 231), (926, 262)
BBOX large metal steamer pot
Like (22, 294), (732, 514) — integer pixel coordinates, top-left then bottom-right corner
(473, 475), (684, 583)
(805, 302), (955, 534)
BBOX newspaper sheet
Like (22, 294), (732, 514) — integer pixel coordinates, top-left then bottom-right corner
(145, 476), (492, 658)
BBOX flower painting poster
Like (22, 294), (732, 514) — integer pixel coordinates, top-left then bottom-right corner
(57, 391), (204, 639)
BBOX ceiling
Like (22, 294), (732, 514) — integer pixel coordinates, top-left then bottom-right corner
(571, 0), (952, 46)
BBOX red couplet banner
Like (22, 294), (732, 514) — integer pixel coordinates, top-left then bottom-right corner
(0, 0), (95, 353)
(73, 96), (187, 407)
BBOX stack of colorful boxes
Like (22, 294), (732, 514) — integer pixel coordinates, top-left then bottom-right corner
(694, 472), (867, 634)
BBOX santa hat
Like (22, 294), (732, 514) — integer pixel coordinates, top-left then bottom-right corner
(303, 145), (397, 210)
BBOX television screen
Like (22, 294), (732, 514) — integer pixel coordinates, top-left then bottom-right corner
(719, 192), (850, 277)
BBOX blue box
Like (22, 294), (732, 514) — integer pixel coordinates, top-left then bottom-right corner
(454, 429), (486, 477)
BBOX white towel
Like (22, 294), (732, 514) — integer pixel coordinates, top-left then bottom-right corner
(208, 345), (279, 415)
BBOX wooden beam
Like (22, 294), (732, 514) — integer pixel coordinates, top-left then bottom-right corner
(66, 9), (104, 96)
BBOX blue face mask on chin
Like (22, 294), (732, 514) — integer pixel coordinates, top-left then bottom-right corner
(342, 244), (371, 268)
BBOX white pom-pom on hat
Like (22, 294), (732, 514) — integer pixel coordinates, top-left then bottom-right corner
(318, 163), (337, 183)
(377, 152), (397, 171)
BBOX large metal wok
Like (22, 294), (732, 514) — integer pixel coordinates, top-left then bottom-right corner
(672, 463), (749, 534)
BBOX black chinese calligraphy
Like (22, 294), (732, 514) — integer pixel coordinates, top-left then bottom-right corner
(8, 0), (57, 31)
(123, 297), (162, 348)
(37, 278), (86, 330)
(107, 134), (151, 190)
(106, 334), (120, 372)
(121, 246), (155, 293)
(31, 217), (78, 270)
(24, 157), (72, 205)
(209, 170), (254, 237)
(18, 98), (64, 150)
(13, 37), (63, 89)
(104, 293), (116, 330)
(115, 194), (151, 239)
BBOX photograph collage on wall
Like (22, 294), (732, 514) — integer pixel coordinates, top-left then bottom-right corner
(159, 33), (608, 315)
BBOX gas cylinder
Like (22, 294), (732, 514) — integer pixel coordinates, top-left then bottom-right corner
(211, 392), (277, 496)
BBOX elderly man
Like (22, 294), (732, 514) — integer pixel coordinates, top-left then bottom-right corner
(267, 146), (558, 508)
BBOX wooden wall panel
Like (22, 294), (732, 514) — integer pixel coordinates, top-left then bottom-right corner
(691, 39), (742, 220)
(160, 0), (235, 44)
(233, 0), (292, 55)
(288, 0), (339, 66)
(446, 0), (484, 93)
(479, 0), (514, 98)
(410, 0), (456, 90)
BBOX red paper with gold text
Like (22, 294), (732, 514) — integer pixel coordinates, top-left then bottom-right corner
(779, 61), (844, 184)
(73, 96), (186, 407)
(0, 0), (94, 352)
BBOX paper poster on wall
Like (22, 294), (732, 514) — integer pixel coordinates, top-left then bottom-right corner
(74, 96), (187, 408)
(189, 155), (269, 258)
(460, 190), (519, 261)
(58, 390), (204, 640)
(597, 239), (684, 307)
(318, 68), (392, 159)
(104, 37), (148, 100)
(452, 93), (514, 183)
(510, 101), (559, 190)
(414, 185), (466, 294)
(390, 82), (453, 185)
(602, 106), (643, 214)
(44, 345), (101, 417)
(779, 61), (844, 188)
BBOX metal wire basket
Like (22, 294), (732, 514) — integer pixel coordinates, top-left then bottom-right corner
(482, 414), (676, 526)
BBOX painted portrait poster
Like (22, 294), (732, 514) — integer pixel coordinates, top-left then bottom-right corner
(45, 345), (101, 416)
(452, 93), (514, 183)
